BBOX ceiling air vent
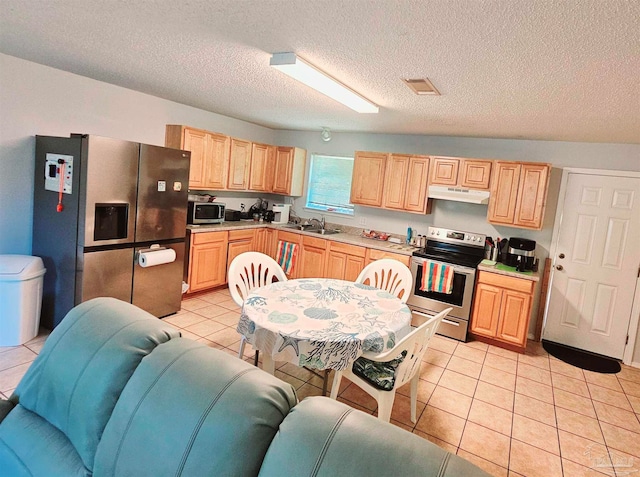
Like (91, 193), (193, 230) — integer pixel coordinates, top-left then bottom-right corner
(402, 78), (440, 95)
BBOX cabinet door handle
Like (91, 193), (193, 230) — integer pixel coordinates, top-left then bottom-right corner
(556, 265), (564, 271)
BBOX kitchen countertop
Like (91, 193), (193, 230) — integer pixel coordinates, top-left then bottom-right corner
(187, 223), (417, 256)
(477, 260), (541, 282)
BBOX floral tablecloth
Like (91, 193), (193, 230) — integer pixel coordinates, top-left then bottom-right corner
(237, 278), (412, 371)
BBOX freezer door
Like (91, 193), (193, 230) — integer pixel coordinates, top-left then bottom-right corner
(132, 241), (185, 317)
(136, 145), (190, 242)
(78, 248), (134, 304)
(81, 136), (139, 247)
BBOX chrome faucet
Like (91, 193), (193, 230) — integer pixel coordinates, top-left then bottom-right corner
(309, 216), (325, 230)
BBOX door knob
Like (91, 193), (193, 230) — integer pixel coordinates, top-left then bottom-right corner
(558, 253), (565, 259)
(556, 265), (564, 271)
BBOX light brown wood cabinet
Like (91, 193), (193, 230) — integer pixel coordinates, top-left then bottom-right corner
(167, 125), (305, 196)
(272, 147), (307, 196)
(430, 157), (492, 190)
(227, 138), (252, 190)
(187, 231), (228, 292)
(255, 228), (277, 258)
(249, 143), (275, 192)
(350, 151), (387, 207)
(383, 154), (431, 213)
(226, 229), (255, 281)
(299, 235), (328, 278)
(470, 271), (534, 353)
(326, 242), (367, 281)
(276, 230), (302, 279)
(487, 162), (550, 230)
(352, 151), (431, 214)
(365, 248), (411, 267)
(165, 125), (230, 190)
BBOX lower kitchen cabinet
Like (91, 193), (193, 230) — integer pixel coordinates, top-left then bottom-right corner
(326, 242), (366, 281)
(226, 229), (255, 279)
(299, 235), (327, 278)
(276, 230), (301, 279)
(366, 248), (411, 267)
(255, 227), (277, 258)
(187, 231), (228, 292)
(470, 271), (534, 353)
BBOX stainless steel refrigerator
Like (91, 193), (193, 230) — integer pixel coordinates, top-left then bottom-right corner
(33, 134), (190, 329)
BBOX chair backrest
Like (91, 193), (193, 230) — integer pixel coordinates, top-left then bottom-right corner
(228, 252), (287, 307)
(387, 307), (452, 390)
(356, 259), (413, 303)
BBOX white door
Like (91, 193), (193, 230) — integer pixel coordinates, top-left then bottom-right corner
(543, 172), (640, 359)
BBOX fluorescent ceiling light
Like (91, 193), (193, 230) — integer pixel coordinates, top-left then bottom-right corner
(270, 52), (379, 114)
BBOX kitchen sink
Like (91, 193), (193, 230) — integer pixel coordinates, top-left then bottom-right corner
(282, 224), (314, 231)
(309, 229), (340, 235)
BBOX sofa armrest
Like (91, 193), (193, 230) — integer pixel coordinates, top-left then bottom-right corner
(259, 397), (491, 477)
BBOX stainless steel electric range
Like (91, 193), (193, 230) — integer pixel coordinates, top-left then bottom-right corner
(407, 226), (486, 341)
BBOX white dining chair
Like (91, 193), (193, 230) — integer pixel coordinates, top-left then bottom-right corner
(329, 307), (452, 423)
(356, 259), (413, 303)
(228, 252), (287, 365)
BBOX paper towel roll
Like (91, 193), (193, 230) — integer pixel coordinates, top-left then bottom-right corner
(138, 248), (176, 268)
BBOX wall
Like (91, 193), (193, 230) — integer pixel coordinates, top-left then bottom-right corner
(273, 132), (640, 264)
(0, 53), (275, 254)
(274, 131), (640, 358)
(3, 54), (640, 362)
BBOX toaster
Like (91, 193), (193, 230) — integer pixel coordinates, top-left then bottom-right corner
(224, 209), (242, 222)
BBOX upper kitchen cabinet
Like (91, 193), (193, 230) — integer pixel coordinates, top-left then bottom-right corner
(165, 125), (230, 190)
(249, 143), (275, 192)
(351, 151), (387, 207)
(352, 151), (431, 214)
(227, 138), (252, 190)
(272, 147), (307, 196)
(383, 154), (432, 213)
(430, 157), (492, 190)
(488, 161), (550, 230)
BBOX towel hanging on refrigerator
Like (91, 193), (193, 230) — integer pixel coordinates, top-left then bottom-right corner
(276, 240), (298, 275)
(420, 260), (454, 294)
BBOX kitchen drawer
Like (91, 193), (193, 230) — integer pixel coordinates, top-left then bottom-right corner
(366, 248), (410, 266)
(192, 231), (228, 245)
(477, 270), (534, 294)
(302, 235), (327, 249)
(329, 241), (366, 257)
(277, 230), (301, 244)
(228, 229), (255, 241)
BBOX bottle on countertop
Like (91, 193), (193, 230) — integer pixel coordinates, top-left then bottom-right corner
(406, 227), (412, 245)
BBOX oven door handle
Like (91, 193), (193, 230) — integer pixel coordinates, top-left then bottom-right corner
(411, 257), (475, 275)
(411, 310), (461, 327)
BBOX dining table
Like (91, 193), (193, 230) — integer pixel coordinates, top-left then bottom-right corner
(237, 278), (413, 393)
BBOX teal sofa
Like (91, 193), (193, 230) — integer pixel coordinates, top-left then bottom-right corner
(0, 298), (489, 477)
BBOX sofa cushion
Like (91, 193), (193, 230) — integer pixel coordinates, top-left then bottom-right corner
(94, 338), (297, 477)
(258, 397), (491, 477)
(10, 297), (180, 471)
(0, 405), (89, 477)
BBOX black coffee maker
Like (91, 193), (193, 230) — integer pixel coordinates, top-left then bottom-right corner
(505, 237), (536, 271)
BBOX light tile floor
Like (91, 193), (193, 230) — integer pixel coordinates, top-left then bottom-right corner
(2, 288), (640, 477)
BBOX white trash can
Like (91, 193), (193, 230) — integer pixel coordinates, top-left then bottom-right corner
(0, 255), (46, 346)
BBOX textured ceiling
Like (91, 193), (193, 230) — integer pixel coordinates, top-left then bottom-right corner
(1, 0), (639, 144)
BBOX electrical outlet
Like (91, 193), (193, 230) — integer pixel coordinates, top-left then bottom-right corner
(358, 217), (366, 226)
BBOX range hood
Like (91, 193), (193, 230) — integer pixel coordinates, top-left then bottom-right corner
(428, 185), (490, 205)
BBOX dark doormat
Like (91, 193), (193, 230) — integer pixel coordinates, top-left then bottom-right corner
(542, 340), (621, 374)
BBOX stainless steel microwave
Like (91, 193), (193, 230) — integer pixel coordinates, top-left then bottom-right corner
(187, 201), (225, 225)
